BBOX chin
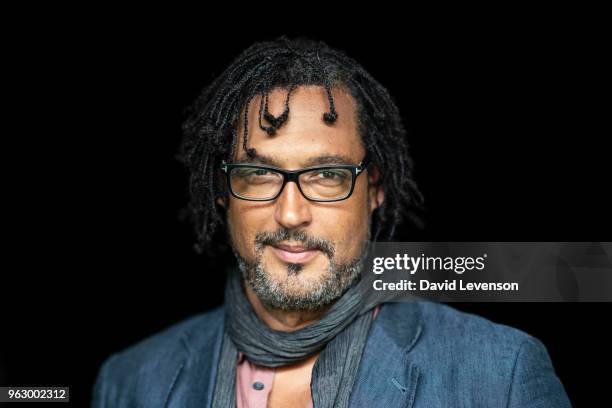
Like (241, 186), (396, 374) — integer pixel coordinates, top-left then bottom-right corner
(264, 251), (329, 279)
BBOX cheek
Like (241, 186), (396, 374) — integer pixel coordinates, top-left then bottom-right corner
(227, 203), (259, 256)
(228, 199), (279, 257)
(318, 194), (370, 260)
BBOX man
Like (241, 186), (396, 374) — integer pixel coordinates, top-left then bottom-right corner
(92, 37), (570, 407)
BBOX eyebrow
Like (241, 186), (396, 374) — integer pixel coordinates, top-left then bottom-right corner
(234, 153), (358, 167)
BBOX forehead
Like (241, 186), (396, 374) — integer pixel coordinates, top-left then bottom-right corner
(234, 86), (365, 168)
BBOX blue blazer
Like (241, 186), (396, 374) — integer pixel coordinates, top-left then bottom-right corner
(92, 302), (571, 407)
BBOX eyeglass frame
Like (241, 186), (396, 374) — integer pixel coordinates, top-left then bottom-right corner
(220, 156), (370, 202)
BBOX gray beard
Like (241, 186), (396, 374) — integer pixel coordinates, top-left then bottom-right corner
(232, 227), (371, 312)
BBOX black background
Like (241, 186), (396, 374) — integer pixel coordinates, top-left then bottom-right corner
(2, 9), (610, 407)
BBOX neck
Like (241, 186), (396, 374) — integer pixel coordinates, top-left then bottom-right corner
(244, 282), (332, 332)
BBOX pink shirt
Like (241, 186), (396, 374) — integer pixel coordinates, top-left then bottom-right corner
(236, 304), (382, 408)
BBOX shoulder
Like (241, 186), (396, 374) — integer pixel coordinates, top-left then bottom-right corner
(92, 305), (225, 407)
(394, 301), (544, 365)
(416, 301), (532, 344)
(381, 301), (534, 349)
(380, 302), (570, 406)
(105, 305), (224, 373)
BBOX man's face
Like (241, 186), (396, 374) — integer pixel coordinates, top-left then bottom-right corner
(225, 86), (383, 310)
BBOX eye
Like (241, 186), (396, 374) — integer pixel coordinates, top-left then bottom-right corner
(322, 171), (338, 179)
(235, 168), (271, 177)
(306, 169), (349, 186)
(233, 167), (281, 185)
(317, 170), (346, 180)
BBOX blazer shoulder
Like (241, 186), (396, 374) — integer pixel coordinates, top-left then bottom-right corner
(381, 302), (570, 405)
(414, 302), (570, 406)
(415, 301), (535, 345)
(381, 301), (545, 375)
(96, 305), (225, 387)
(92, 305), (225, 407)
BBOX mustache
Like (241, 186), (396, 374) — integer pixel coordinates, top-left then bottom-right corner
(254, 228), (335, 259)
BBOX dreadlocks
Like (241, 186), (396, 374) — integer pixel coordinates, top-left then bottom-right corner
(178, 36), (424, 253)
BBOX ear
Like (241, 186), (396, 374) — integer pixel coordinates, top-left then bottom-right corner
(367, 165), (385, 213)
(216, 168), (228, 208)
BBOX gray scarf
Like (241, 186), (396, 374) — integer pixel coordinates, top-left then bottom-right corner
(212, 268), (379, 408)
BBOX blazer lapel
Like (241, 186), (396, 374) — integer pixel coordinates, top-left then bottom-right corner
(165, 307), (226, 408)
(349, 302), (423, 408)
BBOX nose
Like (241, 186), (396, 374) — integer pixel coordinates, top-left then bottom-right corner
(274, 181), (312, 230)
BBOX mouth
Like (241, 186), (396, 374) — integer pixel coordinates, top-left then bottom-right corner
(269, 243), (319, 264)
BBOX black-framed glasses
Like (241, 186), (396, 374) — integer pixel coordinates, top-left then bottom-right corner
(221, 157), (370, 202)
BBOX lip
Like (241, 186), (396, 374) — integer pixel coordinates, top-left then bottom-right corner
(269, 244), (318, 263)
